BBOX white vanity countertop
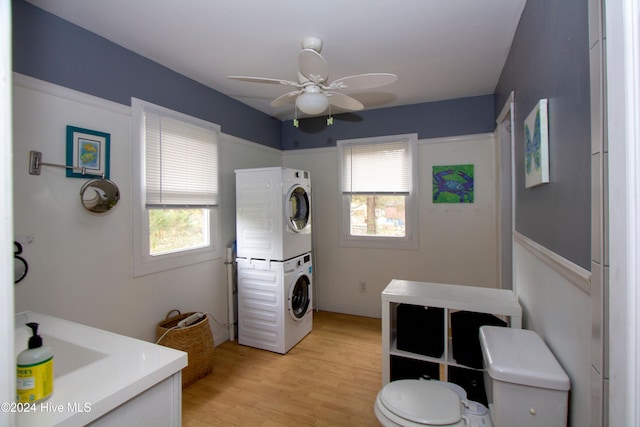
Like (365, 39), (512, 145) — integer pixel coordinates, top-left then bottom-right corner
(14, 311), (188, 427)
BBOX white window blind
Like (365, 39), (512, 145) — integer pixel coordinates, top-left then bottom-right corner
(144, 109), (219, 207)
(341, 140), (410, 194)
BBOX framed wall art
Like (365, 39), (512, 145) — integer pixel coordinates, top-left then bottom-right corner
(524, 99), (549, 188)
(432, 164), (474, 203)
(66, 125), (110, 179)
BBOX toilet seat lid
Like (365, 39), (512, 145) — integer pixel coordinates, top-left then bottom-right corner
(380, 380), (462, 425)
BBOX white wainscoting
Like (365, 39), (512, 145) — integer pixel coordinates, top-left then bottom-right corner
(514, 232), (591, 427)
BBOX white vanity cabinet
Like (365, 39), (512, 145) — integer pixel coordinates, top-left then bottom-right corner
(15, 312), (187, 427)
(381, 280), (522, 385)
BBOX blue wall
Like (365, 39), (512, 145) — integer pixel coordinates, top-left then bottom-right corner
(494, 0), (591, 269)
(11, 0), (282, 149)
(11, 0), (592, 275)
(281, 95), (495, 150)
(12, 0), (496, 153)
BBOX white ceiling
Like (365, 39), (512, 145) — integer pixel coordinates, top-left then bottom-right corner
(26, 0), (526, 121)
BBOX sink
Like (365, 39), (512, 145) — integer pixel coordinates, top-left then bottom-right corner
(14, 311), (187, 427)
(15, 321), (108, 379)
(39, 335), (108, 378)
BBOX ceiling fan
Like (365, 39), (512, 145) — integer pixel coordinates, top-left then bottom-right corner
(228, 37), (398, 116)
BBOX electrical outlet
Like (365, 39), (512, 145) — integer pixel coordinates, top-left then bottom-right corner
(359, 281), (367, 293)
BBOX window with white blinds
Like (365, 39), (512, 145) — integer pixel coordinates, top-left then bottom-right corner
(341, 140), (411, 194)
(144, 110), (219, 208)
(337, 133), (418, 250)
(132, 98), (222, 276)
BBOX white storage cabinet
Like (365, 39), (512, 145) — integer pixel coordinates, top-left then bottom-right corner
(381, 279), (522, 385)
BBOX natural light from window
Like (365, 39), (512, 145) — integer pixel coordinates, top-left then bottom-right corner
(349, 194), (406, 237)
(338, 133), (418, 250)
(149, 208), (210, 255)
(132, 98), (221, 276)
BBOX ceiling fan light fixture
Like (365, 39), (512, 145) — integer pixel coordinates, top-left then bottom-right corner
(295, 90), (329, 115)
(229, 37), (398, 118)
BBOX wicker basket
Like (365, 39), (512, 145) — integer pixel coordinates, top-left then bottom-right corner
(156, 310), (215, 387)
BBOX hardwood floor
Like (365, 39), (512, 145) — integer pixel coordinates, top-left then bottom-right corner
(182, 311), (382, 426)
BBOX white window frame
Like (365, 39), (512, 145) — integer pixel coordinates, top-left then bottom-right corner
(131, 98), (222, 277)
(337, 133), (419, 250)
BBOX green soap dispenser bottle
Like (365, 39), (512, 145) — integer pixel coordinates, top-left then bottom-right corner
(17, 322), (54, 403)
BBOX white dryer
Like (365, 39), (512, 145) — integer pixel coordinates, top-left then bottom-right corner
(235, 167), (311, 261)
(237, 253), (313, 354)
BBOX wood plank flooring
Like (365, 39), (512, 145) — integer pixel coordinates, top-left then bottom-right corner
(182, 311), (382, 426)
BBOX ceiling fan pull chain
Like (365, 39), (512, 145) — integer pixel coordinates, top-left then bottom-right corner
(293, 105), (299, 128)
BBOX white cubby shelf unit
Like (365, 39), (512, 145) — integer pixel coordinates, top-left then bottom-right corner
(381, 279), (522, 384)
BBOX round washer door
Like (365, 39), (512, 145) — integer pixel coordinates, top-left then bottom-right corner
(286, 185), (310, 232)
(288, 273), (311, 320)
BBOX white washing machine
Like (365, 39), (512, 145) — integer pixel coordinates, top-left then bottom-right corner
(237, 253), (313, 354)
(235, 167), (311, 261)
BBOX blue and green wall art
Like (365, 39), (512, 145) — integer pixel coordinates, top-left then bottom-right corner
(432, 164), (474, 203)
(524, 99), (549, 188)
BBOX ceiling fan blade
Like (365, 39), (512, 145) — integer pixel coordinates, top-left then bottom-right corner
(328, 73), (398, 91)
(326, 92), (364, 111)
(227, 76), (300, 87)
(270, 90), (303, 107)
(298, 49), (328, 84)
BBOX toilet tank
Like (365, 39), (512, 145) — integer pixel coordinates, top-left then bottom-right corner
(479, 326), (570, 427)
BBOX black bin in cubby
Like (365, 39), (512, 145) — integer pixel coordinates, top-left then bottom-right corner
(396, 304), (444, 358)
(450, 311), (507, 368)
(448, 366), (488, 406)
(390, 355), (440, 381)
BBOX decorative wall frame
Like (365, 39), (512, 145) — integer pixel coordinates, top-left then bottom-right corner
(524, 99), (549, 188)
(66, 125), (110, 179)
(432, 164), (474, 203)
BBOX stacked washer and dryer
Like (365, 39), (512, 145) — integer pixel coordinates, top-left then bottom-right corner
(235, 167), (313, 354)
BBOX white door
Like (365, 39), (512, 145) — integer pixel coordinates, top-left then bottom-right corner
(606, 0), (640, 424)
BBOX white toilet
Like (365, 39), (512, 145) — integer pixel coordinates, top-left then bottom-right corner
(375, 326), (570, 427)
